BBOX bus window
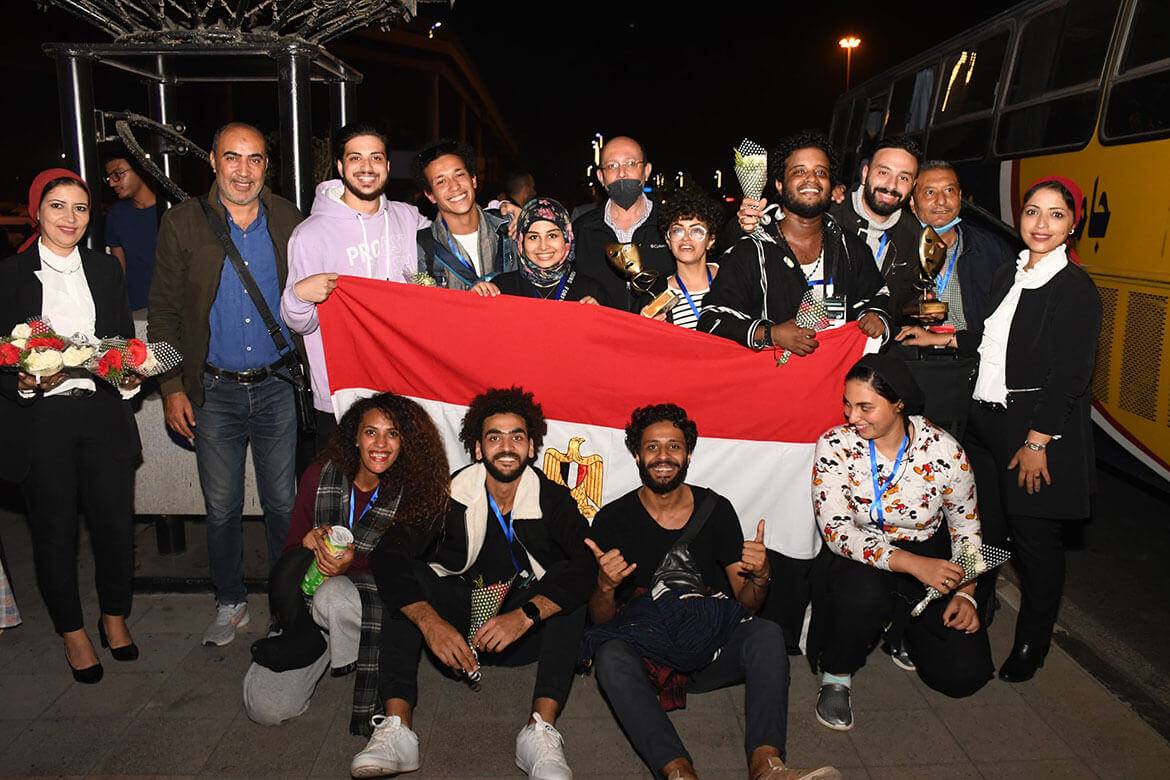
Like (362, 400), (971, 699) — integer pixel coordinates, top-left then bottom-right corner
(933, 33), (1008, 120)
(887, 67), (937, 135)
(929, 119), (993, 164)
(840, 98), (867, 185)
(1103, 0), (1170, 143)
(830, 98), (854, 155)
(997, 0), (1123, 155)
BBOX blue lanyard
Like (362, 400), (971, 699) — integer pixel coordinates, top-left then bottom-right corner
(868, 434), (908, 533)
(348, 484), (380, 530)
(876, 231), (890, 267)
(936, 251), (959, 293)
(674, 267), (713, 321)
(533, 273), (569, 301)
(487, 493), (524, 573)
(441, 218), (477, 275)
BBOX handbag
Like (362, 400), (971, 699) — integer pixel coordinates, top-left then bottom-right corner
(650, 491), (719, 595)
(199, 196), (316, 435)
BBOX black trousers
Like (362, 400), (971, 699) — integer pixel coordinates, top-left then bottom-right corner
(1006, 513), (1065, 654)
(817, 527), (993, 698)
(22, 394), (137, 634)
(379, 561), (586, 708)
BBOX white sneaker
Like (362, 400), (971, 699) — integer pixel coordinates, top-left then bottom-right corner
(202, 602), (249, 647)
(350, 715), (420, 777)
(515, 712), (572, 780)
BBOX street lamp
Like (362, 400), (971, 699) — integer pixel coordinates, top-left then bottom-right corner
(839, 36), (861, 91)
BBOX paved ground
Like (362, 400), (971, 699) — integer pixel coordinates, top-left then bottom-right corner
(2, 507), (1169, 779)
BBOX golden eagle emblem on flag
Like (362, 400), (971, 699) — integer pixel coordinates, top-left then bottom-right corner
(542, 437), (604, 518)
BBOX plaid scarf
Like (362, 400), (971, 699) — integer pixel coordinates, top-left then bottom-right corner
(313, 461), (402, 736)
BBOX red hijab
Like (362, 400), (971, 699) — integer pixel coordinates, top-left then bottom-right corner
(1025, 175), (1083, 265)
(18, 168), (90, 253)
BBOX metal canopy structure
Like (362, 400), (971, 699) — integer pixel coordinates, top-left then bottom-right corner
(37, 0), (432, 218)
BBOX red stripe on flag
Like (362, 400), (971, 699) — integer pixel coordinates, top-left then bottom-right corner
(319, 278), (868, 443)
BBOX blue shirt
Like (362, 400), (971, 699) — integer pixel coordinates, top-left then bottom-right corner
(104, 200), (157, 310)
(205, 199), (293, 371)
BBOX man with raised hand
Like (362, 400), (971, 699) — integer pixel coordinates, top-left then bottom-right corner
(585, 403), (839, 780)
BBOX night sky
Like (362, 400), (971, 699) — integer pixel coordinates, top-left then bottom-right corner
(0, 0), (1020, 206)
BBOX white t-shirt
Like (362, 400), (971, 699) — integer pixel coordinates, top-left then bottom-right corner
(453, 232), (482, 277)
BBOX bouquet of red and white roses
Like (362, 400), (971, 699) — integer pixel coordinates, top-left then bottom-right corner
(84, 337), (182, 386)
(0, 319), (94, 378)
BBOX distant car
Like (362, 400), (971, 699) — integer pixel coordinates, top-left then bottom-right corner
(0, 215), (34, 252)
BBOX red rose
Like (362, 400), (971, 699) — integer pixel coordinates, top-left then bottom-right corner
(97, 348), (123, 377)
(127, 339), (148, 367)
(28, 336), (65, 351)
(0, 343), (19, 365)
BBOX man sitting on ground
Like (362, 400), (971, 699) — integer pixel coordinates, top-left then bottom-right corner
(352, 387), (596, 779)
(585, 403), (840, 780)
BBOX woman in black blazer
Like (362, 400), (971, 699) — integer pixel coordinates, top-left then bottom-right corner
(895, 176), (1102, 682)
(0, 169), (143, 683)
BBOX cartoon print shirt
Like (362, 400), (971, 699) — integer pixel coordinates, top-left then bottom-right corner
(812, 415), (981, 570)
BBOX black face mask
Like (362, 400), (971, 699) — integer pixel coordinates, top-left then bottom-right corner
(606, 178), (643, 209)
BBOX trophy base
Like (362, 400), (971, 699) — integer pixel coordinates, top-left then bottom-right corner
(902, 300), (949, 318)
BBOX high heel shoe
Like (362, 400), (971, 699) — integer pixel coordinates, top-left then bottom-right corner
(98, 616), (139, 662)
(64, 640), (103, 684)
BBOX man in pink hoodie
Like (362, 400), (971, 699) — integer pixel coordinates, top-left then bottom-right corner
(281, 123), (430, 450)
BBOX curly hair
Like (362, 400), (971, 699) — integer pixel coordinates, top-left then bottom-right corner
(624, 404), (699, 455)
(458, 386), (548, 460)
(321, 393), (450, 531)
(657, 190), (724, 239)
(411, 138), (477, 193)
(768, 129), (839, 188)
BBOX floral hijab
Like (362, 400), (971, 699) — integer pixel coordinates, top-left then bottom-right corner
(516, 197), (575, 286)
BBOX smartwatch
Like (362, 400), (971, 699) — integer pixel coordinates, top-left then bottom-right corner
(521, 601), (542, 627)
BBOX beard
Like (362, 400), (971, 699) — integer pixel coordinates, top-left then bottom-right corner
(780, 183), (830, 219)
(483, 452), (525, 483)
(863, 183), (907, 217)
(638, 458), (689, 495)
(343, 174), (384, 202)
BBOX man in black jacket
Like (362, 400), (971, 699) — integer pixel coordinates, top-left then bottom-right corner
(893, 160), (1017, 438)
(572, 136), (673, 311)
(356, 387), (594, 780)
(699, 130), (891, 352)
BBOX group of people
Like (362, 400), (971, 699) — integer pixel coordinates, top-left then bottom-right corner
(0, 117), (1101, 780)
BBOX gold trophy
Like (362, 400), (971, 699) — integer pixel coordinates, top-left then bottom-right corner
(606, 242), (678, 316)
(901, 225), (950, 320)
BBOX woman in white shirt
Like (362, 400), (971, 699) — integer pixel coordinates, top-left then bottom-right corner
(896, 176), (1102, 683)
(811, 354), (993, 732)
(0, 168), (142, 683)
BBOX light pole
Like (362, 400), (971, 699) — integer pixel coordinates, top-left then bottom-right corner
(839, 37), (861, 91)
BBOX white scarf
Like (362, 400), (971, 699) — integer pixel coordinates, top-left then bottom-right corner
(973, 244), (1069, 405)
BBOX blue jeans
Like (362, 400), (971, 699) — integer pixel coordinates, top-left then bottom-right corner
(193, 372), (297, 605)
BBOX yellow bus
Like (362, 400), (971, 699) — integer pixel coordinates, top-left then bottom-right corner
(829, 0), (1170, 485)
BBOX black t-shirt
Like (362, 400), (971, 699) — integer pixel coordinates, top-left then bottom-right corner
(589, 485), (743, 609)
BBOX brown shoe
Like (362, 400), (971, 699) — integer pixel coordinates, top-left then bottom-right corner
(758, 757), (842, 779)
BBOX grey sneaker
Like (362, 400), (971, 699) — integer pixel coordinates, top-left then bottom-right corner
(515, 713), (572, 779)
(887, 640), (916, 671)
(351, 715), (420, 777)
(760, 757), (843, 779)
(202, 602), (249, 647)
(815, 683), (854, 731)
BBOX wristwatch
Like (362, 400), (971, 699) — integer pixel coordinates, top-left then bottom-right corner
(521, 601), (542, 627)
(1023, 441), (1047, 452)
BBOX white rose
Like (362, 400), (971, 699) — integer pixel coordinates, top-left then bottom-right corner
(63, 345), (94, 367)
(139, 351), (159, 373)
(10, 338), (27, 350)
(24, 348), (63, 376)
(10, 323), (31, 340)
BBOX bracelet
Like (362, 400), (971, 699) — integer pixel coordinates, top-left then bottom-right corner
(953, 591), (977, 609)
(748, 573), (772, 587)
(1023, 440), (1047, 451)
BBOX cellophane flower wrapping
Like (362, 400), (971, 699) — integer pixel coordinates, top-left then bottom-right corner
(911, 541), (1011, 617)
(467, 578), (512, 644)
(734, 138), (771, 242)
(1, 317), (87, 378)
(85, 337), (182, 386)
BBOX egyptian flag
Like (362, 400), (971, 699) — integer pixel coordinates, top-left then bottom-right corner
(319, 278), (872, 559)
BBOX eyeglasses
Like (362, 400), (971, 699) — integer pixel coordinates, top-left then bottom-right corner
(667, 225), (709, 241)
(600, 160), (645, 172)
(105, 169), (131, 184)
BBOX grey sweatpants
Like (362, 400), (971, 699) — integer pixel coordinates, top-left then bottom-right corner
(242, 576), (361, 725)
